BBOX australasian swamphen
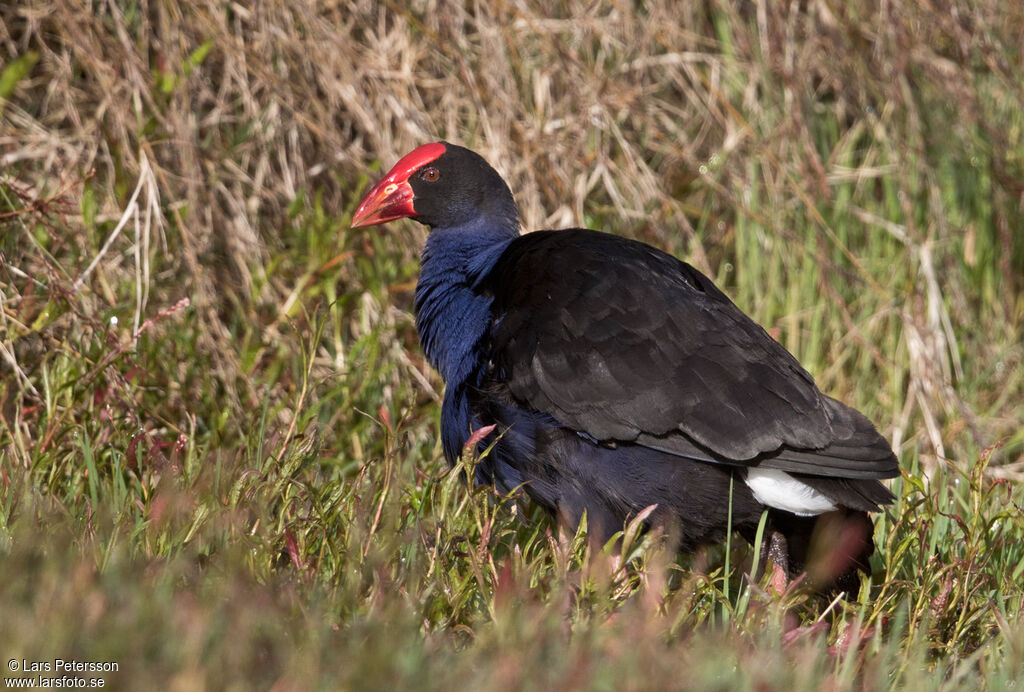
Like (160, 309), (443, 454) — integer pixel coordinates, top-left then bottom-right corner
(351, 142), (899, 594)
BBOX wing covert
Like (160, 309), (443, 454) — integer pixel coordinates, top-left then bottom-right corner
(482, 228), (894, 477)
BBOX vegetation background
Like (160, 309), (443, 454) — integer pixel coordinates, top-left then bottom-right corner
(1, 0), (1022, 688)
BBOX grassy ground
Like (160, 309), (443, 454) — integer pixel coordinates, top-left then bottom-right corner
(1, 1), (1023, 689)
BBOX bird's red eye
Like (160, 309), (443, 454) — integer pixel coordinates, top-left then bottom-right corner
(422, 167), (440, 182)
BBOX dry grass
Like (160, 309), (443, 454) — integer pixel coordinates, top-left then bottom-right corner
(4, 0), (1021, 465)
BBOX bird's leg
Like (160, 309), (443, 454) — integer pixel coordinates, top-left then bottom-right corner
(764, 530), (790, 594)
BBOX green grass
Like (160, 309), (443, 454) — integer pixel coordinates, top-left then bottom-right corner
(2, 1), (1023, 689)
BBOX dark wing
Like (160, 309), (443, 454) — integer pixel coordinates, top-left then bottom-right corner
(481, 228), (898, 479)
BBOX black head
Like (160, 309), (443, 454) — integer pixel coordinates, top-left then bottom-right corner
(351, 142), (520, 233)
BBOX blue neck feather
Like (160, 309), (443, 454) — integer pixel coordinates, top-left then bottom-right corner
(414, 217), (518, 460)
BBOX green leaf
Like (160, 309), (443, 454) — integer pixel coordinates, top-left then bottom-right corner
(0, 50), (39, 100)
(183, 40), (213, 76)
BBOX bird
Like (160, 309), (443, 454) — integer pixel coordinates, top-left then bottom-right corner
(351, 141), (900, 594)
